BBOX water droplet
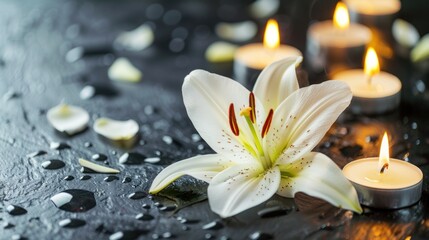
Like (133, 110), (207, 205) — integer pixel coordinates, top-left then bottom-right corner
(159, 205), (176, 211)
(249, 231), (273, 240)
(26, 150), (47, 158)
(80, 175), (91, 180)
(80, 85), (96, 100)
(142, 203), (151, 209)
(80, 167), (97, 173)
(66, 46), (84, 63)
(411, 122), (418, 130)
(6, 205), (27, 216)
(109, 231), (146, 240)
(50, 189), (96, 212)
(161, 232), (174, 239)
(64, 175), (74, 181)
(3, 221), (15, 229)
(119, 152), (146, 165)
(257, 206), (290, 218)
(163, 10), (182, 25)
(11, 234), (25, 240)
(135, 213), (154, 221)
(41, 159), (65, 170)
(50, 142), (70, 150)
(162, 135), (173, 145)
(144, 105), (155, 115)
(178, 218), (199, 224)
(92, 153), (108, 161)
(104, 176), (119, 182)
(128, 191), (147, 200)
(154, 150), (162, 156)
(197, 144), (205, 151)
(122, 177), (132, 183)
(59, 218), (86, 228)
(191, 133), (201, 142)
(202, 220), (223, 230)
(84, 142), (92, 148)
(153, 202), (163, 207)
(205, 233), (214, 239)
(144, 157), (161, 164)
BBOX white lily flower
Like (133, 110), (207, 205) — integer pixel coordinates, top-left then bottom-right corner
(149, 56), (362, 218)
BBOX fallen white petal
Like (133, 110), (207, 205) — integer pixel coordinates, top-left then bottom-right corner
(411, 34), (429, 62)
(114, 24), (154, 51)
(108, 58), (142, 83)
(215, 21), (257, 42)
(205, 41), (238, 63)
(277, 152), (362, 213)
(93, 117), (139, 140)
(46, 103), (89, 135)
(249, 0), (280, 19)
(392, 19), (419, 48)
(78, 158), (120, 173)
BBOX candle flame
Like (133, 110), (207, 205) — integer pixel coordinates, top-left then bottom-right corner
(364, 47), (380, 77)
(333, 2), (350, 29)
(264, 19), (280, 49)
(379, 132), (390, 174)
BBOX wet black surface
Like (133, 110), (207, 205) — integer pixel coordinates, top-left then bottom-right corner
(1, 0), (429, 239)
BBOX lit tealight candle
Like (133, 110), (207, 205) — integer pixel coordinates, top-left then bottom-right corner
(343, 132), (423, 209)
(234, 19), (302, 87)
(345, 0), (401, 28)
(333, 47), (401, 114)
(306, 2), (372, 74)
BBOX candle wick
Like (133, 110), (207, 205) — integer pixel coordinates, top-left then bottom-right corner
(379, 163), (389, 174)
(366, 74), (373, 86)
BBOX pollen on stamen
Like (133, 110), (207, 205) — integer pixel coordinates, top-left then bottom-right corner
(261, 109), (274, 138)
(228, 103), (239, 136)
(249, 92), (256, 123)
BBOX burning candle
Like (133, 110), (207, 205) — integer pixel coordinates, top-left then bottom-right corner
(234, 19), (302, 87)
(343, 132), (423, 209)
(332, 47), (401, 114)
(306, 2), (372, 75)
(345, 0), (400, 28)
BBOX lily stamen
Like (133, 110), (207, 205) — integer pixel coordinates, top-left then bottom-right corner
(261, 109), (274, 138)
(228, 103), (239, 136)
(249, 92), (256, 123)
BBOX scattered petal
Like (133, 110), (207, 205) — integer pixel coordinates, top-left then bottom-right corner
(114, 24), (154, 51)
(249, 0), (280, 19)
(392, 19), (419, 48)
(411, 34), (429, 62)
(108, 58), (142, 83)
(78, 158), (120, 174)
(47, 104), (89, 135)
(215, 21), (257, 42)
(205, 41), (238, 63)
(93, 117), (139, 141)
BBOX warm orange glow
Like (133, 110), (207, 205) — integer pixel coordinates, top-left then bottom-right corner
(263, 19), (280, 49)
(364, 47), (380, 77)
(379, 132), (390, 173)
(333, 2), (350, 29)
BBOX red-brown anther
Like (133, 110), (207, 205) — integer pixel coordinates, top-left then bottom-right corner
(249, 92), (256, 123)
(261, 109), (274, 138)
(228, 103), (239, 136)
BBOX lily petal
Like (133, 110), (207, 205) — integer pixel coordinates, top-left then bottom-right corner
(149, 154), (234, 194)
(253, 57), (302, 111)
(277, 152), (362, 213)
(183, 70), (265, 159)
(268, 80), (352, 163)
(208, 164), (280, 218)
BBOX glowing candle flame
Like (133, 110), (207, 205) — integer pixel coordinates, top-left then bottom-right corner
(333, 2), (350, 29)
(364, 47), (380, 77)
(264, 19), (280, 49)
(379, 132), (390, 174)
